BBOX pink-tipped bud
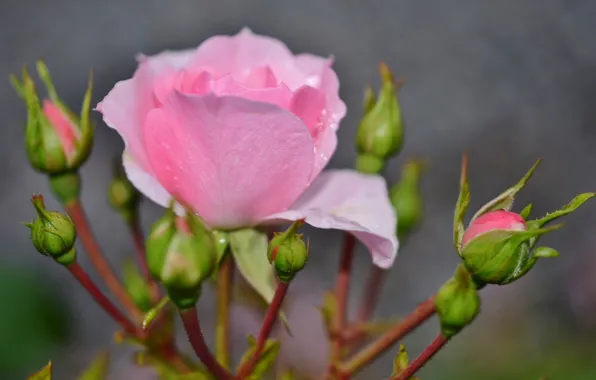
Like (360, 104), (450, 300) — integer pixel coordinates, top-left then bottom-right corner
(461, 210), (526, 249)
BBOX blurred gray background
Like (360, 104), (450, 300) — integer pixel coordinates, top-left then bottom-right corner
(2, 0), (596, 379)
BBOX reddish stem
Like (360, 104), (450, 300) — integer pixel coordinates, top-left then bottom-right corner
(236, 281), (290, 378)
(357, 266), (386, 323)
(340, 296), (436, 376)
(65, 201), (141, 321)
(394, 333), (449, 380)
(180, 307), (233, 380)
(331, 234), (356, 363)
(66, 262), (138, 335)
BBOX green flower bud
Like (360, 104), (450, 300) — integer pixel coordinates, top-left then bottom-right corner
(267, 220), (308, 282)
(356, 63), (404, 174)
(10, 62), (94, 175)
(108, 161), (140, 223)
(26, 195), (76, 265)
(435, 264), (480, 337)
(390, 160), (425, 240)
(146, 207), (217, 309)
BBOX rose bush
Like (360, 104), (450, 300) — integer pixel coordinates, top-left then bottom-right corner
(98, 28), (398, 267)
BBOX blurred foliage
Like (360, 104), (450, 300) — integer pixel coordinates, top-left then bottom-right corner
(0, 265), (72, 377)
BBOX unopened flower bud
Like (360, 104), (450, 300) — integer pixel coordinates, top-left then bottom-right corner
(267, 220), (308, 282)
(10, 62), (94, 175)
(27, 194), (76, 265)
(108, 161), (140, 223)
(435, 264), (480, 337)
(356, 63), (404, 174)
(146, 208), (217, 309)
(390, 160), (424, 240)
(452, 156), (594, 286)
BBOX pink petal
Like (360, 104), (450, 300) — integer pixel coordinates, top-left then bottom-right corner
(122, 151), (173, 209)
(295, 54), (346, 132)
(189, 28), (307, 91)
(241, 66), (278, 88)
(462, 210), (527, 248)
(263, 170), (399, 268)
(42, 100), (80, 161)
(143, 92), (315, 229)
(96, 63), (156, 171)
(97, 49), (194, 170)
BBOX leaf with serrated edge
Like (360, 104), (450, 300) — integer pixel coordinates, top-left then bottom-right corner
(229, 229), (290, 331)
(236, 335), (280, 380)
(532, 193), (596, 228)
(470, 159), (542, 222)
(77, 351), (109, 380)
(28, 361), (52, 380)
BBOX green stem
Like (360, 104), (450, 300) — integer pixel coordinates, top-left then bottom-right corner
(216, 256), (233, 369)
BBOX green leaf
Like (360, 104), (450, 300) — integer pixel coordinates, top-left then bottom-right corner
(280, 368), (295, 380)
(236, 335), (280, 380)
(532, 193), (596, 228)
(142, 296), (170, 331)
(470, 159), (542, 222)
(391, 344), (409, 376)
(229, 229), (289, 330)
(453, 154), (471, 252)
(317, 291), (337, 336)
(28, 361), (52, 380)
(77, 351), (109, 380)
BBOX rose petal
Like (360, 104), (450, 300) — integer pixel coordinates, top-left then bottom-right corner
(136, 49), (195, 71)
(96, 63), (157, 171)
(264, 170), (399, 268)
(42, 100), (80, 160)
(143, 92), (315, 228)
(295, 54), (346, 132)
(122, 151), (173, 208)
(189, 28), (307, 90)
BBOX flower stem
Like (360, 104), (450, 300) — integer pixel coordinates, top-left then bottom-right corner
(66, 262), (139, 335)
(357, 266), (386, 324)
(330, 233), (356, 365)
(179, 307), (233, 380)
(340, 296), (436, 376)
(65, 200), (141, 321)
(393, 333), (449, 380)
(216, 256), (233, 369)
(236, 281), (290, 378)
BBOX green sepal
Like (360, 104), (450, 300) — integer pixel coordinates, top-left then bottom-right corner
(530, 193), (595, 229)
(453, 155), (471, 253)
(519, 203), (533, 220)
(236, 335), (280, 380)
(77, 351), (109, 380)
(28, 361), (52, 380)
(363, 86), (376, 114)
(469, 159), (542, 222)
(461, 224), (563, 285)
(213, 230), (230, 267)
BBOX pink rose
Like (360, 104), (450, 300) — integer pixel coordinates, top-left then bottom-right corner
(461, 210), (527, 248)
(97, 28), (398, 267)
(42, 100), (80, 162)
